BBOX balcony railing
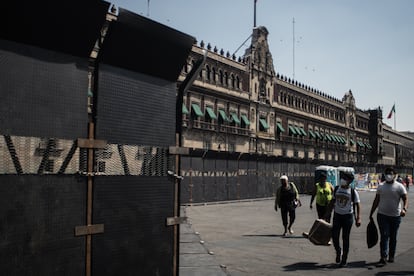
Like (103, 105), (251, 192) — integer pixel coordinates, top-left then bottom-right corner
(183, 118), (250, 136)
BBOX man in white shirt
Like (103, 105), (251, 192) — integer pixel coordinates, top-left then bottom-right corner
(369, 167), (408, 266)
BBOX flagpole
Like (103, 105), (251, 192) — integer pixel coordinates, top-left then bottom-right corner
(394, 103), (396, 130)
(253, 0), (257, 28)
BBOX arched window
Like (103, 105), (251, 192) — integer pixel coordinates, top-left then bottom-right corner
(212, 67), (216, 83)
(231, 74), (235, 88)
(206, 65), (211, 81)
(259, 79), (266, 97)
(219, 70), (224, 84)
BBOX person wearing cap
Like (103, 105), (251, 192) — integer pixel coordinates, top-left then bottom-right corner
(326, 171), (361, 267)
(369, 167), (408, 266)
(275, 175), (300, 236)
(310, 171), (334, 223)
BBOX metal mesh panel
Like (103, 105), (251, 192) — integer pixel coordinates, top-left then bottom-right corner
(257, 161), (267, 198)
(180, 156), (191, 203)
(227, 160), (239, 200)
(0, 135), (173, 177)
(215, 159), (227, 201)
(0, 175), (86, 276)
(0, 135), (81, 175)
(94, 144), (173, 176)
(96, 65), (176, 147)
(92, 176), (174, 276)
(186, 157), (204, 203)
(0, 40), (88, 139)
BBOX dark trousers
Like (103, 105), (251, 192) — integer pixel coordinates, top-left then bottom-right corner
(377, 213), (401, 259)
(316, 203), (331, 223)
(280, 206), (296, 228)
(332, 213), (353, 259)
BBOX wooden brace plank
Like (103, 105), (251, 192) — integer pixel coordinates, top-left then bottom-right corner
(77, 138), (107, 149)
(166, 216), (187, 226)
(75, 224), (104, 236)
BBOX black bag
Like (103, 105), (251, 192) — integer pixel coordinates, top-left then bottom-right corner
(367, 217), (379, 248)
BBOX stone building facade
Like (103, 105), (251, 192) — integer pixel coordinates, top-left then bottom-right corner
(179, 26), (414, 172)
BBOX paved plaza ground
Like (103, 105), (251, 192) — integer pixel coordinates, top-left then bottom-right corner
(180, 188), (414, 275)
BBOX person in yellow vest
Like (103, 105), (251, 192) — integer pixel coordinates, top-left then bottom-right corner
(310, 171), (334, 223)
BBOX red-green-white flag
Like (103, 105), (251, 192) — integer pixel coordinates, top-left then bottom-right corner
(387, 104), (395, 119)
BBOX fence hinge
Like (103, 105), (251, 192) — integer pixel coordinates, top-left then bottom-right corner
(77, 138), (107, 149)
(166, 216), (187, 226)
(169, 146), (190, 155)
(75, 224), (105, 236)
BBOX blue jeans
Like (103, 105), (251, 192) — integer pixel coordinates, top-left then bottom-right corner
(377, 213), (401, 259)
(332, 213), (353, 259)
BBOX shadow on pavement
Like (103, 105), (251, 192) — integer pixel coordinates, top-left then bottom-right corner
(375, 272), (414, 276)
(242, 234), (307, 239)
(283, 260), (380, 272)
(282, 262), (336, 271)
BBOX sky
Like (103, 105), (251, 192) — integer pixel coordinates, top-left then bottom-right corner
(109, 0), (414, 132)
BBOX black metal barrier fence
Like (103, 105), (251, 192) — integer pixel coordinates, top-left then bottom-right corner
(1, 2), (195, 275)
(180, 154), (379, 204)
(180, 155), (316, 204)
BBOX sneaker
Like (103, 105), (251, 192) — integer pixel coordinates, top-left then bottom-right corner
(339, 260), (347, 267)
(388, 257), (394, 263)
(288, 228), (294, 234)
(283, 232), (288, 237)
(377, 258), (387, 267)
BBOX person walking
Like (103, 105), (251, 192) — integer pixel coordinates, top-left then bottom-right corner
(310, 171), (334, 222)
(327, 171), (361, 267)
(275, 175), (300, 236)
(369, 167), (408, 266)
(404, 175), (410, 191)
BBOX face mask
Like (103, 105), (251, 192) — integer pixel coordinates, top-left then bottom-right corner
(340, 179), (348, 186)
(385, 174), (394, 182)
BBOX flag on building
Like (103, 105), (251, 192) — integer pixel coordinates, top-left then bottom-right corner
(387, 104), (395, 119)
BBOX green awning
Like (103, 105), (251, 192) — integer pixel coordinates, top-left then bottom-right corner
(259, 119), (270, 129)
(325, 134), (332, 142)
(182, 104), (189, 114)
(338, 136), (345, 144)
(205, 107), (217, 120)
(294, 126), (302, 136)
(365, 142), (372, 149)
(300, 127), (307, 136)
(276, 122), (285, 132)
(357, 141), (365, 147)
(191, 103), (204, 117)
(88, 89), (93, 97)
(332, 135), (340, 143)
(241, 114), (250, 126)
(289, 125), (297, 135)
(218, 110), (229, 122)
(230, 112), (241, 125)
(314, 131), (322, 139)
(308, 129), (316, 139)
(350, 139), (355, 145)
